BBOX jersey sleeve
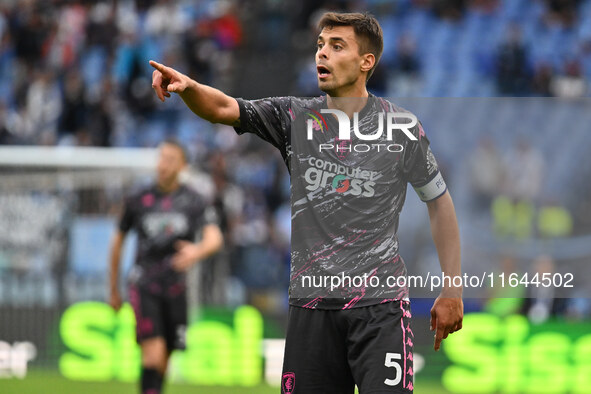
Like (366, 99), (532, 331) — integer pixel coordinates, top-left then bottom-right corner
(118, 195), (135, 233)
(233, 97), (292, 157)
(189, 196), (220, 243)
(203, 206), (219, 226)
(188, 190), (219, 230)
(402, 121), (447, 202)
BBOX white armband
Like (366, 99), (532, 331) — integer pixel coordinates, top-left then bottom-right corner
(413, 172), (447, 202)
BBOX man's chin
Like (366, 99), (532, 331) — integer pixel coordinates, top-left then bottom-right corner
(318, 81), (335, 95)
(157, 176), (176, 188)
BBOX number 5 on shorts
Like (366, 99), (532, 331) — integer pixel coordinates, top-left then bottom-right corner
(384, 352), (402, 386)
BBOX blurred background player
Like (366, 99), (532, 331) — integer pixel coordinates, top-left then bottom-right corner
(108, 140), (223, 394)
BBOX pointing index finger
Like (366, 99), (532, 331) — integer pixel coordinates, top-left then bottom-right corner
(149, 60), (171, 76)
(434, 324), (446, 351)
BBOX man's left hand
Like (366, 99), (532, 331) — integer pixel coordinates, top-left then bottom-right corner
(430, 296), (463, 351)
(171, 241), (202, 272)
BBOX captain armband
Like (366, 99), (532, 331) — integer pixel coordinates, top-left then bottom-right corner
(413, 171), (447, 202)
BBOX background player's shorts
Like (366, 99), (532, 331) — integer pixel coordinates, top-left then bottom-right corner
(128, 284), (187, 351)
(281, 300), (414, 394)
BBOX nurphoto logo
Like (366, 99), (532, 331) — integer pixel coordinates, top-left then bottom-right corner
(305, 109), (418, 153)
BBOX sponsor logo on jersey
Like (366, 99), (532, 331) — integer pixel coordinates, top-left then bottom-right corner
(142, 212), (188, 237)
(304, 157), (377, 197)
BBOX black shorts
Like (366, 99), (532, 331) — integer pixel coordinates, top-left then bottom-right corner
(281, 300), (414, 394)
(128, 284), (187, 352)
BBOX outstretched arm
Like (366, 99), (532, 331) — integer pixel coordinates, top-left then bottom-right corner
(150, 60), (240, 126)
(426, 191), (463, 351)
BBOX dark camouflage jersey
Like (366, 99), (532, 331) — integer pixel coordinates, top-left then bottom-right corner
(119, 184), (216, 296)
(235, 95), (446, 309)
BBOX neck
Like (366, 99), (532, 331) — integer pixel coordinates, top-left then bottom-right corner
(157, 179), (180, 194)
(325, 77), (369, 117)
(327, 91), (369, 119)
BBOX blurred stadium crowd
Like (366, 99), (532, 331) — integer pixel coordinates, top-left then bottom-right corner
(1, 0), (591, 144)
(1, 0), (591, 321)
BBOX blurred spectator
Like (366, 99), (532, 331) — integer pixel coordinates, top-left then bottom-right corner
(491, 140), (544, 240)
(544, 0), (579, 28)
(0, 102), (11, 144)
(550, 60), (587, 98)
(45, 2), (86, 70)
(85, 2), (118, 53)
(537, 203), (573, 238)
(12, 2), (51, 68)
(86, 78), (116, 147)
(432, 0), (466, 21)
(184, 19), (216, 83)
(564, 295), (591, 320)
(503, 140), (544, 202)
(397, 34), (420, 78)
(366, 62), (388, 96)
(144, 0), (190, 36)
(496, 25), (530, 96)
(521, 255), (567, 323)
(531, 63), (554, 96)
(210, 1), (242, 51)
(208, 151), (244, 239)
(121, 41), (156, 117)
(492, 196), (535, 240)
(389, 34), (421, 97)
(24, 70), (62, 145)
(581, 39), (591, 81)
(58, 69), (87, 143)
(467, 136), (505, 212)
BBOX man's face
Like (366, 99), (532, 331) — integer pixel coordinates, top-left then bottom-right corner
(316, 26), (370, 95)
(156, 144), (186, 186)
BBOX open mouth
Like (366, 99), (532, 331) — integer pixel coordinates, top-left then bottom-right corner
(317, 65), (331, 79)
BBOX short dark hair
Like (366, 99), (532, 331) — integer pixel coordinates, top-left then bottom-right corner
(317, 12), (384, 81)
(160, 138), (188, 163)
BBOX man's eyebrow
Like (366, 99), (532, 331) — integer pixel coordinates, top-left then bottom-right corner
(317, 36), (347, 44)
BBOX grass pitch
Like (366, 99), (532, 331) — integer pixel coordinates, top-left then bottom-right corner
(0, 370), (449, 393)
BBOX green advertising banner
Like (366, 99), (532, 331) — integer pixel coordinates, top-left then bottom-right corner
(59, 302), (263, 386)
(57, 303), (591, 393)
(442, 313), (591, 393)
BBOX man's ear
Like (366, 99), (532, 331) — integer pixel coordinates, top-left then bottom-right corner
(360, 53), (375, 74)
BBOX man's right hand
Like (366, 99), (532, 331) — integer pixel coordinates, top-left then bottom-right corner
(109, 290), (122, 311)
(149, 59), (239, 125)
(150, 60), (191, 102)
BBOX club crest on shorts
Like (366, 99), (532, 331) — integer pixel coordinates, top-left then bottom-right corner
(282, 372), (295, 394)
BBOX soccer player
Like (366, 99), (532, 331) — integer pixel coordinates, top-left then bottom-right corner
(108, 140), (223, 394)
(150, 12), (462, 393)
